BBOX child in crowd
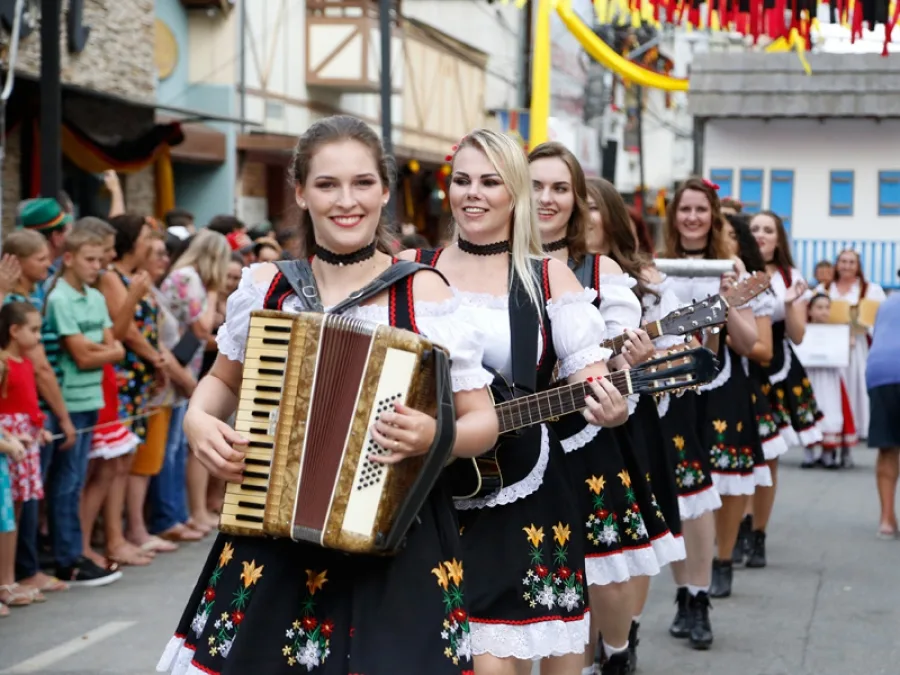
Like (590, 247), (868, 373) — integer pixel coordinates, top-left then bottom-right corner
(804, 294), (857, 468)
(0, 303), (53, 612)
(42, 228), (126, 585)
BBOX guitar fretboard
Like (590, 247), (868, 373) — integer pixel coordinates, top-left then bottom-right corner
(494, 371), (634, 434)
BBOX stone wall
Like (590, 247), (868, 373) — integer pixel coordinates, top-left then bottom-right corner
(12, 0), (156, 101)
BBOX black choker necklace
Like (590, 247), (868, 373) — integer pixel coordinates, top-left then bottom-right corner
(682, 246), (707, 254)
(543, 238), (567, 252)
(315, 241), (376, 266)
(458, 238), (510, 256)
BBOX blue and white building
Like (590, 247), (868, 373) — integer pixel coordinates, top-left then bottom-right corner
(690, 52), (900, 289)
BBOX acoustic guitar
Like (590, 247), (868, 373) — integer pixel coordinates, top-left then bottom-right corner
(449, 347), (719, 500)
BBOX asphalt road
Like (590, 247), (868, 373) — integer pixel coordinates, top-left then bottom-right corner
(1, 446), (898, 675)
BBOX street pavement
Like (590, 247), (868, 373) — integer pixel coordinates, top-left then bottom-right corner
(1, 446), (899, 675)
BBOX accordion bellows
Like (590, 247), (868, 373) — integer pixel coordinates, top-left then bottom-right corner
(220, 310), (452, 555)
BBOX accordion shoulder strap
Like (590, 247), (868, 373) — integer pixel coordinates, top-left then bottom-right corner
(273, 259), (448, 315)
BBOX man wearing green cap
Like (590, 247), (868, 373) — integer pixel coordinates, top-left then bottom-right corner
(18, 198), (72, 282)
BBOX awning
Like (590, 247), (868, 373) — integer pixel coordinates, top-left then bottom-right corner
(7, 68), (260, 126)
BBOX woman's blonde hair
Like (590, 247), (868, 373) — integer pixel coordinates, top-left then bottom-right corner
(172, 229), (231, 292)
(450, 129), (544, 309)
(3, 230), (47, 260)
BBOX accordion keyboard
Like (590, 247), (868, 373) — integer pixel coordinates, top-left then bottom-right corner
(220, 316), (296, 534)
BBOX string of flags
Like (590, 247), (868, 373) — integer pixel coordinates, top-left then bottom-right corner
(500, 0), (900, 55)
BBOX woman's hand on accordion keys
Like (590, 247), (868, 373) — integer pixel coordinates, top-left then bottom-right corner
(370, 403), (437, 464)
(184, 407), (249, 482)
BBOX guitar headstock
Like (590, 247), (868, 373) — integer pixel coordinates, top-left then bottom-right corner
(658, 296), (728, 338)
(722, 272), (771, 307)
(627, 347), (719, 395)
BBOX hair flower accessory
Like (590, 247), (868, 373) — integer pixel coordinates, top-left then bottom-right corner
(702, 178), (720, 191)
(445, 144), (459, 163)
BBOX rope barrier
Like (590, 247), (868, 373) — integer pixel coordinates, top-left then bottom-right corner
(46, 399), (190, 442)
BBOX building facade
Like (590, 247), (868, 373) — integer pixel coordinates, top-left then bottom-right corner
(155, 0), (240, 227)
(1, 0), (158, 230)
(235, 0), (502, 242)
(690, 52), (900, 289)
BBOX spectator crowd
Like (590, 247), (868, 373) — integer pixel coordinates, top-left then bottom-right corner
(0, 173), (288, 617)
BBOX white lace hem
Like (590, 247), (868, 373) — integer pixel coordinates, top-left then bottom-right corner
(799, 424), (823, 446)
(557, 345), (613, 379)
(455, 424), (549, 510)
(560, 422), (600, 454)
(754, 465), (773, 487)
(711, 471), (757, 496)
(778, 423), (800, 447)
(157, 636), (201, 674)
(584, 552), (632, 586)
(698, 347), (730, 392)
(88, 431), (140, 460)
(678, 486), (722, 520)
(452, 369), (495, 393)
(762, 433), (789, 460)
(651, 531), (687, 567)
(469, 612), (591, 658)
(216, 330), (243, 363)
(770, 342), (791, 384)
(599, 273), (637, 289)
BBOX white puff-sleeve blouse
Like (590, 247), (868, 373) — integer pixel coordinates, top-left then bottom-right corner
(598, 274), (642, 339)
(217, 265), (495, 394)
(642, 275), (688, 350)
(546, 289), (614, 379)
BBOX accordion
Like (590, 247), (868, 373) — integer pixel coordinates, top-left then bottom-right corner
(218, 310), (456, 555)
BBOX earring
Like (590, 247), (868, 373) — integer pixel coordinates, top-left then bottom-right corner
(299, 201), (306, 209)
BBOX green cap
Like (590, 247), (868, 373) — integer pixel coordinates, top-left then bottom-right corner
(18, 198), (72, 233)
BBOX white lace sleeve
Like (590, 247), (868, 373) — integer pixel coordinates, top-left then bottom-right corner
(216, 265), (268, 363)
(599, 274), (642, 339)
(644, 276), (687, 350)
(547, 289), (612, 379)
(750, 290), (777, 318)
(415, 299), (494, 393)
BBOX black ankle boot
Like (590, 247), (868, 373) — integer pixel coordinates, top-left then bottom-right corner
(627, 620), (639, 673)
(689, 591), (713, 650)
(709, 558), (733, 598)
(746, 530), (767, 568)
(669, 587), (691, 639)
(601, 651), (631, 675)
(732, 514), (752, 563)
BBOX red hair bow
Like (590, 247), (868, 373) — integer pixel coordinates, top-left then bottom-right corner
(703, 178), (720, 191)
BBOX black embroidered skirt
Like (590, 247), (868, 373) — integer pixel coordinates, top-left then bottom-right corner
(156, 483), (475, 675)
(454, 424), (589, 659)
(657, 391), (722, 520)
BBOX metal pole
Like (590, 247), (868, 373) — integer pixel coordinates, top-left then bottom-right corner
(40, 0), (62, 200)
(379, 0), (394, 223)
(239, 0), (247, 135)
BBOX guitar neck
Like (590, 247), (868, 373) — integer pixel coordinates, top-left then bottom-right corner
(600, 321), (663, 355)
(494, 371), (634, 435)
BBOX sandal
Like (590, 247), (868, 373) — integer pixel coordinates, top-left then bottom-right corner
(31, 575), (68, 593)
(0, 583), (34, 607)
(0, 601), (9, 617)
(107, 544), (154, 567)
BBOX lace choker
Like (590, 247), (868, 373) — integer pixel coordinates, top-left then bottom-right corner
(543, 238), (567, 252)
(458, 238), (510, 256)
(314, 241), (376, 266)
(681, 246), (707, 255)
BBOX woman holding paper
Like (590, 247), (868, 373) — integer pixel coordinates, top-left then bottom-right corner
(816, 250), (885, 445)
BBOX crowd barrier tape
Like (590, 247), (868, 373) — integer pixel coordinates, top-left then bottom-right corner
(47, 399), (190, 442)
(792, 238), (900, 290)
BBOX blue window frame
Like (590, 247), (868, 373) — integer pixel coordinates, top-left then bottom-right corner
(769, 169), (794, 232)
(829, 171), (854, 216)
(879, 171), (900, 216)
(739, 169), (763, 214)
(710, 169), (734, 202)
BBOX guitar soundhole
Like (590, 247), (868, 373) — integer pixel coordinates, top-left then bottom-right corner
(354, 393), (402, 491)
